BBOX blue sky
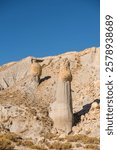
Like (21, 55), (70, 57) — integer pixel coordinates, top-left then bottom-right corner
(0, 0), (100, 65)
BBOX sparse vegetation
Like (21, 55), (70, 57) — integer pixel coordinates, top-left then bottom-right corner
(76, 143), (82, 148)
(0, 132), (100, 150)
(0, 136), (15, 150)
(19, 140), (47, 150)
(0, 132), (22, 143)
(19, 140), (34, 147)
(48, 141), (72, 149)
(85, 144), (100, 150)
(66, 134), (99, 144)
(0, 133), (47, 150)
(83, 136), (100, 144)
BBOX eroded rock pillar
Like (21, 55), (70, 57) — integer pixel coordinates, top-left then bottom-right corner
(50, 58), (73, 134)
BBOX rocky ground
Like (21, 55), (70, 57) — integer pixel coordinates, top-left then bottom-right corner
(0, 47), (100, 150)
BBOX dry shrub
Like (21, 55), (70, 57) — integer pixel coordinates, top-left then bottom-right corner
(0, 132), (22, 150)
(85, 144), (99, 150)
(66, 134), (100, 144)
(16, 140), (47, 150)
(0, 133), (47, 150)
(83, 136), (100, 144)
(48, 141), (72, 149)
(20, 140), (34, 147)
(76, 143), (82, 148)
(0, 137), (15, 150)
(31, 144), (47, 150)
(0, 132), (22, 143)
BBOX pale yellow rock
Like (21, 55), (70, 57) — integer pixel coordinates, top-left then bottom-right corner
(90, 102), (100, 111)
(30, 59), (42, 84)
(30, 59), (42, 77)
(59, 58), (72, 82)
(81, 115), (85, 121)
(94, 80), (100, 88)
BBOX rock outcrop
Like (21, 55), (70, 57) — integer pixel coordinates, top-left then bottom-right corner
(0, 57), (32, 90)
(0, 47), (100, 149)
(0, 104), (52, 140)
(50, 58), (73, 134)
(30, 59), (42, 84)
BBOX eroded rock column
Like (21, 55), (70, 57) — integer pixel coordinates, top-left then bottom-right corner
(50, 58), (73, 134)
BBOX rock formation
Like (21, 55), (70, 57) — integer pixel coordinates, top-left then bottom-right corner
(30, 59), (42, 84)
(0, 47), (100, 146)
(90, 101), (100, 111)
(0, 57), (32, 90)
(50, 58), (73, 134)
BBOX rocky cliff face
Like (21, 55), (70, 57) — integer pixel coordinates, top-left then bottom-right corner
(0, 47), (100, 150)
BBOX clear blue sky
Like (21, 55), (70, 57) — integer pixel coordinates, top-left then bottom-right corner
(0, 0), (100, 65)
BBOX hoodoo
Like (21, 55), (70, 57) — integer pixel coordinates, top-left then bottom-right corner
(30, 59), (42, 84)
(50, 58), (73, 134)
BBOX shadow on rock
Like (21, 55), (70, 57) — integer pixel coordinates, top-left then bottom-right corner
(40, 76), (51, 84)
(73, 99), (100, 126)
